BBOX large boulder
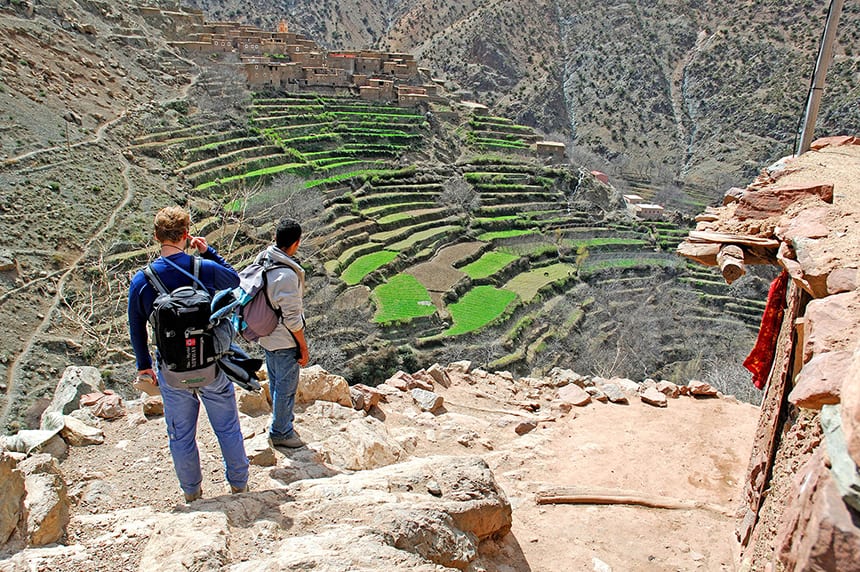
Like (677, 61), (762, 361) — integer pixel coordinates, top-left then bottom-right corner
(296, 365), (352, 407)
(40, 367), (104, 427)
(802, 290), (860, 362)
(776, 449), (860, 570)
(18, 454), (70, 546)
(101, 455), (511, 572)
(0, 453), (24, 546)
(840, 345), (860, 467)
(788, 351), (851, 410)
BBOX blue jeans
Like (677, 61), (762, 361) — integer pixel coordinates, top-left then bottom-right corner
(265, 348), (300, 440)
(158, 368), (249, 495)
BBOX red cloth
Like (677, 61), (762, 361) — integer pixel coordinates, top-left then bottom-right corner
(743, 271), (790, 389)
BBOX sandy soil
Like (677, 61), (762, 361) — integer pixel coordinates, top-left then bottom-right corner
(50, 372), (759, 572)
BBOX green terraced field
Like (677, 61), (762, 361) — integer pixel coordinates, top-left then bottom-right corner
(478, 229), (540, 241)
(341, 250), (399, 286)
(460, 251), (519, 279)
(503, 263), (577, 302)
(444, 286), (518, 336)
(372, 274), (437, 324)
(388, 225), (462, 250)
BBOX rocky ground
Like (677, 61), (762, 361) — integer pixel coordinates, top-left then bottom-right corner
(0, 362), (758, 571)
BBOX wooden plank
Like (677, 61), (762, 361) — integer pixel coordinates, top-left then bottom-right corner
(738, 280), (804, 552)
(688, 230), (780, 248)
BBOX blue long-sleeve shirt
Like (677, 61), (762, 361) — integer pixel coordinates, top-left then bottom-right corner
(127, 247), (239, 370)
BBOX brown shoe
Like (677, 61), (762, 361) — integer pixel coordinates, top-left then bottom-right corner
(184, 488), (202, 503)
(271, 430), (303, 448)
(230, 484), (249, 494)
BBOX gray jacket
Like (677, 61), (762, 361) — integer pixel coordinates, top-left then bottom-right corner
(255, 245), (305, 352)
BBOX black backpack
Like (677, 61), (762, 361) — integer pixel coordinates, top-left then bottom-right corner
(143, 257), (233, 388)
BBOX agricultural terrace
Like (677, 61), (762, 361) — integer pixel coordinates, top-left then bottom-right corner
(407, 243), (485, 292)
(121, 91), (767, 384)
(444, 285), (518, 336)
(163, 94), (429, 192)
(371, 274), (437, 324)
(341, 250), (399, 286)
(478, 229), (540, 241)
(460, 251), (519, 279)
(503, 263), (577, 302)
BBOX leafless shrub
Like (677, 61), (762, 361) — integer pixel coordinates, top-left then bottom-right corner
(438, 175), (479, 215)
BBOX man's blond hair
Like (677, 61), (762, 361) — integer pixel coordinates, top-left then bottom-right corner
(154, 206), (190, 243)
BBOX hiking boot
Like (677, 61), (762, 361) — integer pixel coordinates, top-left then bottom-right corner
(184, 488), (202, 503)
(230, 484), (249, 494)
(271, 430), (303, 448)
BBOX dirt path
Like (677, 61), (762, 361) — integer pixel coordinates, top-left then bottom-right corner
(47, 369), (759, 572)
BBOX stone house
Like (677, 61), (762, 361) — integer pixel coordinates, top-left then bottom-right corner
(535, 141), (566, 161)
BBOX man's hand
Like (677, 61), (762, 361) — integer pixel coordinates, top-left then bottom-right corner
(298, 346), (309, 367)
(137, 369), (157, 385)
(187, 235), (209, 254)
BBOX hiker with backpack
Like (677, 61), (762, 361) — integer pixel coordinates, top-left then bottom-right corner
(246, 218), (309, 449)
(127, 206), (249, 503)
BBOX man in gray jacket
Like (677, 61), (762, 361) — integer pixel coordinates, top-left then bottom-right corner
(256, 218), (309, 448)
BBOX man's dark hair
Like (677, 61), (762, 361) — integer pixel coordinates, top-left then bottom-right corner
(275, 218), (302, 248)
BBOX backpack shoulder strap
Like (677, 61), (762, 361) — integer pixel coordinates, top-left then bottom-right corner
(143, 264), (170, 296)
(260, 260), (289, 314)
(161, 255), (207, 291)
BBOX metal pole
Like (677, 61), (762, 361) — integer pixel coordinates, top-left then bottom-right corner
(797, 0), (845, 155)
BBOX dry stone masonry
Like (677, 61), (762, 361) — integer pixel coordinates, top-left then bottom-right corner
(679, 137), (860, 570)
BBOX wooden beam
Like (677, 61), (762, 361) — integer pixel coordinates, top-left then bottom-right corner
(676, 241), (720, 266)
(717, 244), (746, 284)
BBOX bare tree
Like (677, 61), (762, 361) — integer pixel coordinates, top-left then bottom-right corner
(438, 175), (479, 216)
(245, 174), (325, 235)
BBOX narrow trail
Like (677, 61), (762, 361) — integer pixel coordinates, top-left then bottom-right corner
(0, 160), (135, 426)
(0, 47), (204, 427)
(0, 111), (129, 169)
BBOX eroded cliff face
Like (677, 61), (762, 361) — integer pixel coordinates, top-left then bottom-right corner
(679, 137), (860, 570)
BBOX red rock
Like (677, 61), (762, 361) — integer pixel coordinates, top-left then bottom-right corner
(788, 351), (851, 409)
(735, 183), (834, 220)
(826, 269), (860, 295)
(842, 347), (860, 466)
(351, 384), (382, 412)
(810, 135), (858, 150)
(803, 291), (860, 362)
(776, 450), (860, 570)
(687, 380), (718, 397)
(776, 207), (830, 240)
(557, 384), (591, 407)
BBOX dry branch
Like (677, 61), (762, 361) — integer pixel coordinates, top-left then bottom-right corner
(535, 486), (735, 517)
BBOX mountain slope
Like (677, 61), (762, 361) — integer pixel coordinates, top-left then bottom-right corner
(183, 0), (860, 200)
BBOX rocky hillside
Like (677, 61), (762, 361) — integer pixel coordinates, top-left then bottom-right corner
(183, 0), (860, 200)
(0, 1), (774, 433)
(0, 361), (759, 571)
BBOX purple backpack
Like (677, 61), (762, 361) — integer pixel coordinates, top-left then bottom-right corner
(234, 260), (290, 342)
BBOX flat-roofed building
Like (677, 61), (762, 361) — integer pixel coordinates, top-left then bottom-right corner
(536, 141), (566, 161)
(631, 203), (665, 220)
